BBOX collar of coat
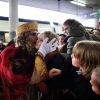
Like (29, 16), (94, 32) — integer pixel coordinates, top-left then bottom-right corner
(44, 48), (59, 62)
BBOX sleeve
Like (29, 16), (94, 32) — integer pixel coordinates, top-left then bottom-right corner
(77, 79), (96, 100)
(67, 36), (86, 55)
(91, 34), (100, 42)
(29, 55), (49, 84)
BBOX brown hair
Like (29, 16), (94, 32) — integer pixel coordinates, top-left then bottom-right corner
(72, 40), (100, 78)
(63, 19), (75, 26)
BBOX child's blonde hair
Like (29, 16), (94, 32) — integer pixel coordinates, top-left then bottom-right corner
(41, 31), (58, 42)
(72, 40), (100, 78)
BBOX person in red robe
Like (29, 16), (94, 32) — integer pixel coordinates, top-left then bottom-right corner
(0, 21), (58, 100)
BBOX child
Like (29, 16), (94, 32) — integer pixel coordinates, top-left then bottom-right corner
(36, 31), (96, 100)
(35, 31), (74, 100)
(58, 34), (66, 53)
(90, 67), (100, 95)
(71, 40), (100, 78)
(35, 31), (68, 77)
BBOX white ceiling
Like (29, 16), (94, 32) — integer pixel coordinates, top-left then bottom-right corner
(0, 0), (100, 15)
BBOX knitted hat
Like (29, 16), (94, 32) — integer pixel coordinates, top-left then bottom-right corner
(16, 21), (38, 36)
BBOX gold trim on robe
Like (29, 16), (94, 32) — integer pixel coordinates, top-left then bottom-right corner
(30, 56), (48, 84)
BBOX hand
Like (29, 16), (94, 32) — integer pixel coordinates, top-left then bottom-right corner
(38, 38), (58, 57)
(49, 68), (61, 78)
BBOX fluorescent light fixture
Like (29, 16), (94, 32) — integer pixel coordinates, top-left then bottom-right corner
(70, 1), (86, 7)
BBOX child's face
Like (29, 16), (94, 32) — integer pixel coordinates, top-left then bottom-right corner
(90, 72), (100, 95)
(93, 30), (100, 36)
(35, 33), (45, 49)
(58, 36), (65, 45)
(71, 53), (80, 68)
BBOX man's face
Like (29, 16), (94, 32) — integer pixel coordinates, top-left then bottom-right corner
(62, 25), (70, 35)
(28, 31), (38, 45)
(95, 23), (100, 29)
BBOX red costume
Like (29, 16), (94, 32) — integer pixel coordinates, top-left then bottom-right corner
(0, 44), (35, 100)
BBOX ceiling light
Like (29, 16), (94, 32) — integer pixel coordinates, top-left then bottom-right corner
(70, 1), (86, 7)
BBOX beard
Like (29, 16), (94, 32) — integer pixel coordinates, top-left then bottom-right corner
(26, 41), (36, 55)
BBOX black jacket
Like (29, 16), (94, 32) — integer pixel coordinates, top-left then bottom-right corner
(45, 55), (96, 100)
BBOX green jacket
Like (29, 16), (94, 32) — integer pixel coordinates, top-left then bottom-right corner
(65, 20), (100, 55)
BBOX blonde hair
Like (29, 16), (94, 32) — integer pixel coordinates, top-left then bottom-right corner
(41, 31), (58, 42)
(14, 32), (36, 55)
(72, 40), (100, 78)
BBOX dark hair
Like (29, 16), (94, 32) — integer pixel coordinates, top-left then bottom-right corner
(0, 39), (4, 42)
(93, 29), (100, 32)
(63, 19), (75, 26)
(59, 34), (66, 37)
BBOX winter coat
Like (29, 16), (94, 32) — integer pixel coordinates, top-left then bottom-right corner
(61, 20), (100, 55)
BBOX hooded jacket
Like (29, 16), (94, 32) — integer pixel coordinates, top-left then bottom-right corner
(63, 20), (100, 55)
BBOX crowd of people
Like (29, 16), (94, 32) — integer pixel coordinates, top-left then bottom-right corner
(0, 19), (100, 100)
(91, 22), (100, 36)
